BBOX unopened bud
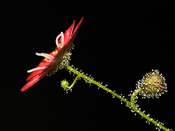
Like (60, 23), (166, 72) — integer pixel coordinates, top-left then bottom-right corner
(61, 80), (69, 90)
(136, 69), (167, 99)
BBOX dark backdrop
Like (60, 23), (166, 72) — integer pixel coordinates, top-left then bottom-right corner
(3, 1), (174, 131)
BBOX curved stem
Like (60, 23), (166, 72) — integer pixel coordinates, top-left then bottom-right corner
(130, 88), (169, 131)
(66, 65), (130, 104)
(66, 65), (171, 131)
(69, 75), (81, 89)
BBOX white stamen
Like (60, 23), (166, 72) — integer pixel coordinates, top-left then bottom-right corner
(27, 66), (46, 73)
(55, 32), (64, 49)
(35, 52), (54, 60)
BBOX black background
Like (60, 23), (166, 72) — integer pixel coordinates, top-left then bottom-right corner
(3, 1), (175, 131)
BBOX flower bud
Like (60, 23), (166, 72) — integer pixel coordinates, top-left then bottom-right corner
(61, 80), (69, 90)
(136, 69), (167, 99)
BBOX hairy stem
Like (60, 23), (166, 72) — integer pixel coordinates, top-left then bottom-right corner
(66, 65), (170, 131)
(130, 88), (169, 131)
(66, 65), (130, 104)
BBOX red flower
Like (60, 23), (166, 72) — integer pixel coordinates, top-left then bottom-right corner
(21, 17), (84, 92)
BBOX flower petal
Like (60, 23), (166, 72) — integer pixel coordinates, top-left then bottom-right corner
(58, 20), (75, 46)
(51, 17), (84, 72)
(66, 17), (84, 49)
(27, 61), (50, 81)
(27, 69), (44, 81)
(21, 71), (48, 92)
(22, 17), (84, 92)
(72, 17), (84, 36)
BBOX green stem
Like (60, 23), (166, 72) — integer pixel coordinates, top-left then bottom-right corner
(66, 65), (130, 104)
(130, 88), (169, 131)
(69, 75), (81, 89)
(66, 65), (171, 131)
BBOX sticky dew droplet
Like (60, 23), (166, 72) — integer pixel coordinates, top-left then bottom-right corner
(125, 103), (130, 108)
(142, 96), (146, 99)
(135, 104), (139, 108)
(159, 122), (164, 125)
(131, 109), (135, 113)
(70, 89), (72, 92)
(157, 127), (161, 131)
(128, 93), (131, 96)
(146, 113), (150, 117)
(168, 129), (173, 131)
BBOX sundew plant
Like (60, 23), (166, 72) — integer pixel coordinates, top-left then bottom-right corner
(22, 17), (173, 131)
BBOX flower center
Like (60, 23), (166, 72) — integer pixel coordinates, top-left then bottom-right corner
(48, 50), (72, 75)
(44, 50), (59, 62)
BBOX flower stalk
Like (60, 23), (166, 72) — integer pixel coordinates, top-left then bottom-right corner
(64, 65), (171, 131)
(130, 88), (169, 131)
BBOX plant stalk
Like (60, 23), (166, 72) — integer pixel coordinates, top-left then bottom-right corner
(66, 65), (170, 131)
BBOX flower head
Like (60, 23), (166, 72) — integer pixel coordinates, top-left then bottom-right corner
(136, 69), (168, 98)
(21, 17), (84, 92)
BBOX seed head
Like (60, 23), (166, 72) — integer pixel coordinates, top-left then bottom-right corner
(137, 69), (167, 99)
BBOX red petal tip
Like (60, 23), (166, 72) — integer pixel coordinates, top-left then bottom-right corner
(77, 17), (84, 27)
(20, 88), (25, 92)
(72, 17), (84, 35)
(20, 84), (29, 92)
